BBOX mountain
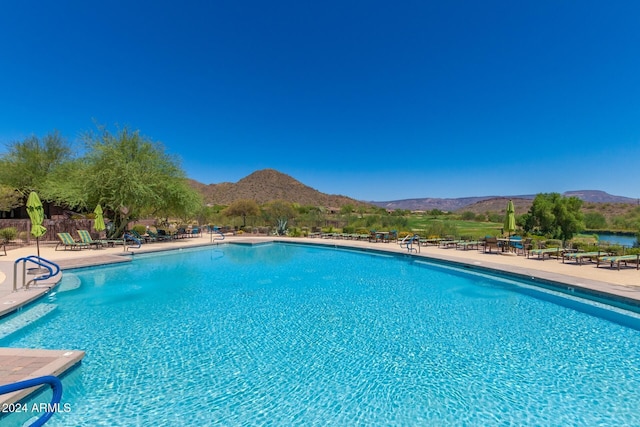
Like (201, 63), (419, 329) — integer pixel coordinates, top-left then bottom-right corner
(370, 197), (497, 212)
(562, 190), (637, 204)
(190, 169), (638, 211)
(371, 190), (638, 211)
(190, 169), (369, 207)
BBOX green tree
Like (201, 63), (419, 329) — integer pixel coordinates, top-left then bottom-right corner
(82, 126), (201, 237)
(584, 212), (607, 229)
(460, 211), (476, 220)
(224, 199), (260, 227)
(263, 200), (296, 235)
(0, 185), (22, 212)
(524, 193), (584, 241)
(340, 204), (355, 215)
(0, 131), (74, 197)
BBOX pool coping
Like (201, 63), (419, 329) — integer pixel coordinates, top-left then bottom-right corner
(0, 348), (85, 408)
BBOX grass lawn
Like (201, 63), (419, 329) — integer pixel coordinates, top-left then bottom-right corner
(408, 215), (503, 238)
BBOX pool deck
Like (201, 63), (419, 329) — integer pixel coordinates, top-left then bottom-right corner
(0, 234), (639, 405)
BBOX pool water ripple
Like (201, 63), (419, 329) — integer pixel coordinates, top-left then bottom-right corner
(2, 243), (640, 426)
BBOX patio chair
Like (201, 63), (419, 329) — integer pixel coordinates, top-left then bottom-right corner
(483, 237), (499, 253)
(56, 232), (90, 251)
(512, 238), (533, 256)
(76, 229), (104, 249)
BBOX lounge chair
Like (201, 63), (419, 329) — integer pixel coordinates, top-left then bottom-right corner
(56, 232), (90, 251)
(156, 229), (174, 241)
(127, 229), (150, 243)
(456, 240), (480, 250)
(148, 230), (171, 241)
(563, 251), (608, 265)
(597, 254), (640, 270)
(528, 247), (564, 260)
(76, 230), (104, 249)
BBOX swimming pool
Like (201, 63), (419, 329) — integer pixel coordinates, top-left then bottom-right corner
(2, 243), (640, 426)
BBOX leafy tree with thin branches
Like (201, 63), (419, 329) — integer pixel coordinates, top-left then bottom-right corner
(0, 131), (74, 198)
(82, 126), (201, 237)
(224, 199), (260, 227)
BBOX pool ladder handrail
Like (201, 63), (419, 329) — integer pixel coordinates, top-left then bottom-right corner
(13, 256), (61, 291)
(210, 226), (225, 242)
(0, 375), (63, 427)
(400, 234), (421, 253)
(123, 233), (142, 251)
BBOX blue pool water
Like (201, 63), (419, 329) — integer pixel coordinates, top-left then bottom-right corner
(2, 243), (640, 426)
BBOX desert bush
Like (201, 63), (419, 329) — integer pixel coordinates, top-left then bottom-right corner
(289, 227), (302, 237)
(460, 211), (476, 220)
(0, 227), (17, 242)
(544, 239), (562, 248)
(132, 225), (147, 235)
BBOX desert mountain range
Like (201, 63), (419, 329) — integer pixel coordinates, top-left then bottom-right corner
(189, 169), (637, 211)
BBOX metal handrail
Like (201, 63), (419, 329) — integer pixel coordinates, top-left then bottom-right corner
(209, 227), (225, 242)
(123, 233), (142, 251)
(0, 375), (63, 427)
(400, 234), (420, 253)
(13, 256), (61, 291)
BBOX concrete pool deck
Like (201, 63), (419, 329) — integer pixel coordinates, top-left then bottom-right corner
(1, 233), (639, 406)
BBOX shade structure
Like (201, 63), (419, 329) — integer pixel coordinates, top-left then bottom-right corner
(503, 199), (516, 238)
(26, 191), (47, 258)
(93, 204), (106, 233)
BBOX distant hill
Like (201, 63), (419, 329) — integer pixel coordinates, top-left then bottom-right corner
(371, 197), (497, 212)
(189, 169), (369, 207)
(371, 190), (638, 211)
(457, 197), (534, 215)
(189, 169), (638, 212)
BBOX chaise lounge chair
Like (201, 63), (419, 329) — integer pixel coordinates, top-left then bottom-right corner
(563, 251), (609, 265)
(77, 230), (104, 249)
(597, 254), (640, 270)
(56, 232), (90, 251)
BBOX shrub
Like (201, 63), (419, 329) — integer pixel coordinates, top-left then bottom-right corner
(544, 239), (562, 248)
(287, 227), (300, 237)
(342, 226), (355, 234)
(132, 225), (147, 235)
(0, 227), (17, 242)
(460, 211), (476, 220)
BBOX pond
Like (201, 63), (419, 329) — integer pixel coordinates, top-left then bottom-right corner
(595, 233), (637, 247)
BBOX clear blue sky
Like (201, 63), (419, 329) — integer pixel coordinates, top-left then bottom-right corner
(1, 1), (639, 202)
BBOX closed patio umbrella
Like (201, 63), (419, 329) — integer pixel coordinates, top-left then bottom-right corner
(504, 199), (516, 248)
(26, 191), (47, 258)
(93, 204), (106, 235)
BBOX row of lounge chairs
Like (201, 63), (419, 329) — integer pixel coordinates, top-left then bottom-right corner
(310, 231), (640, 271)
(309, 230), (399, 243)
(56, 231), (122, 250)
(55, 228), (192, 251)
